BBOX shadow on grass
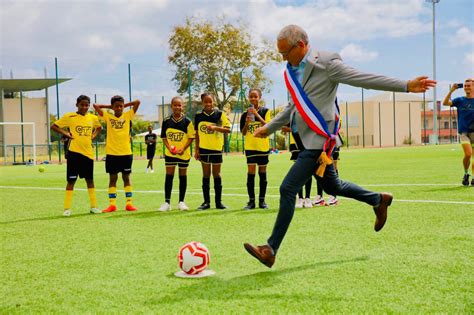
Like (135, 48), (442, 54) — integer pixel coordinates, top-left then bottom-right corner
(0, 213), (91, 225)
(147, 256), (368, 305)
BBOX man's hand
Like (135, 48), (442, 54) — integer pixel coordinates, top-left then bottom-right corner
(194, 150), (200, 160)
(253, 126), (269, 138)
(407, 76), (437, 93)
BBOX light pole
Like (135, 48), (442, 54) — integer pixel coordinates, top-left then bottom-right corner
(426, 0), (440, 144)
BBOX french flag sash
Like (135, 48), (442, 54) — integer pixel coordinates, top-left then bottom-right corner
(284, 63), (341, 177)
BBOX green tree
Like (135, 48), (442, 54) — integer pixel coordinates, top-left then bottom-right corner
(168, 18), (280, 111)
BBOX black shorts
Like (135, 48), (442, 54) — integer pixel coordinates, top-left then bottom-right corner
(147, 146), (156, 160)
(67, 151), (94, 181)
(105, 154), (133, 174)
(199, 148), (222, 164)
(165, 156), (190, 168)
(289, 143), (300, 161)
(245, 150), (269, 166)
(332, 147), (341, 161)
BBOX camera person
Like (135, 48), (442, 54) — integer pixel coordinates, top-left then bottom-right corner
(443, 78), (474, 186)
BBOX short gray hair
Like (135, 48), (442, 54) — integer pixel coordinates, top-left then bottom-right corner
(277, 25), (308, 46)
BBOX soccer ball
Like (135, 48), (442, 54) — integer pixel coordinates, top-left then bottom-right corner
(178, 241), (210, 275)
(38, 166), (45, 173)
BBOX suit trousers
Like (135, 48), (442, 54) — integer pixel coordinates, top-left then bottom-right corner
(267, 149), (381, 253)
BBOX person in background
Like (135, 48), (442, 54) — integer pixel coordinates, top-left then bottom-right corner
(443, 78), (474, 186)
(51, 95), (102, 217)
(158, 96), (195, 211)
(94, 96), (141, 212)
(240, 88), (272, 209)
(194, 92), (231, 210)
(145, 125), (157, 173)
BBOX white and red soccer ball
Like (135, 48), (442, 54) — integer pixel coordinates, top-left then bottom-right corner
(178, 241), (210, 275)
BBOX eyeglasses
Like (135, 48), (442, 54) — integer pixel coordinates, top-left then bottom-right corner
(279, 44), (296, 57)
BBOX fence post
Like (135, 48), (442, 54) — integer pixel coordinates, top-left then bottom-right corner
(393, 92), (396, 147)
(408, 102), (412, 145)
(378, 102), (382, 147)
(361, 88), (365, 148)
(55, 57), (61, 163)
(345, 101), (349, 148)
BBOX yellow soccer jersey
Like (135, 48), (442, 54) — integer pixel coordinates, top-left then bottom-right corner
(194, 109), (231, 151)
(240, 107), (271, 151)
(102, 110), (135, 156)
(54, 112), (101, 160)
(161, 115), (195, 160)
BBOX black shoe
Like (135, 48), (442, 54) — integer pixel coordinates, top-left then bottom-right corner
(216, 202), (227, 209)
(244, 201), (256, 210)
(462, 174), (470, 186)
(259, 201), (268, 209)
(197, 202), (210, 210)
(471, 178), (474, 186)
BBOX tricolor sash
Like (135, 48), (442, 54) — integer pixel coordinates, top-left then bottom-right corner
(284, 63), (341, 177)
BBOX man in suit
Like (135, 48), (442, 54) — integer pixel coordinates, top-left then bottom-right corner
(244, 25), (436, 268)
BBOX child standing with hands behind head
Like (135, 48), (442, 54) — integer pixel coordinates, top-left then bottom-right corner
(240, 88), (272, 209)
(94, 95), (140, 213)
(194, 92), (231, 210)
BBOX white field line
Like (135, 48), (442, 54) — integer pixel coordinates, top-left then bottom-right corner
(1, 186), (473, 205)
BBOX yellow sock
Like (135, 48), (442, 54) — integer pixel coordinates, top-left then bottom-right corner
(64, 190), (73, 210)
(88, 188), (97, 208)
(125, 186), (133, 205)
(108, 187), (117, 206)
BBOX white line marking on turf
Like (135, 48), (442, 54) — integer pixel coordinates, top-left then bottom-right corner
(187, 183), (465, 190)
(1, 186), (473, 205)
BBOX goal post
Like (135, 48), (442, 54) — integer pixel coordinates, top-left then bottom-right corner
(0, 122), (36, 166)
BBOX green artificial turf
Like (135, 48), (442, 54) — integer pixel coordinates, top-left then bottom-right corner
(1, 144), (473, 313)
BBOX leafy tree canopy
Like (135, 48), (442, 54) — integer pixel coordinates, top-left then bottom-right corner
(168, 18), (280, 111)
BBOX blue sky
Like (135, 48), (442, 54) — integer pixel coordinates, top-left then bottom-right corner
(1, 0), (473, 120)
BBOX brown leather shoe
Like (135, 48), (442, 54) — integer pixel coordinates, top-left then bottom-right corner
(243, 243), (275, 268)
(373, 192), (393, 232)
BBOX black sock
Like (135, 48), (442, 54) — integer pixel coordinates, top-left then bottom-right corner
(258, 172), (267, 201)
(179, 175), (187, 202)
(298, 189), (303, 199)
(165, 174), (174, 203)
(305, 178), (312, 199)
(247, 174), (255, 201)
(214, 177), (222, 204)
(202, 177), (210, 203)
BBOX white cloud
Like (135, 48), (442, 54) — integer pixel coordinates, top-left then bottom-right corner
(464, 52), (474, 69)
(340, 44), (378, 63)
(450, 27), (474, 47)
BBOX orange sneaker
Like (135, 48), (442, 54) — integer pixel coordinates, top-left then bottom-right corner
(125, 204), (138, 211)
(102, 205), (117, 213)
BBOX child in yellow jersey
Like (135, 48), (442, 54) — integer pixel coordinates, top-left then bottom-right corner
(158, 96), (195, 212)
(194, 93), (231, 210)
(240, 89), (272, 209)
(93, 95), (141, 213)
(51, 95), (102, 217)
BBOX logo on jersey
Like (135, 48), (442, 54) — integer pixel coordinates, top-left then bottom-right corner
(247, 122), (260, 134)
(167, 131), (185, 142)
(110, 119), (126, 129)
(75, 126), (92, 136)
(199, 123), (215, 134)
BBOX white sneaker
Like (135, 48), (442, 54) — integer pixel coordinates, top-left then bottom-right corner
(158, 202), (171, 212)
(146, 168), (149, 173)
(313, 195), (326, 206)
(295, 198), (304, 208)
(303, 198), (313, 208)
(63, 209), (72, 217)
(89, 208), (101, 214)
(151, 169), (154, 173)
(327, 196), (338, 206)
(178, 201), (189, 211)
